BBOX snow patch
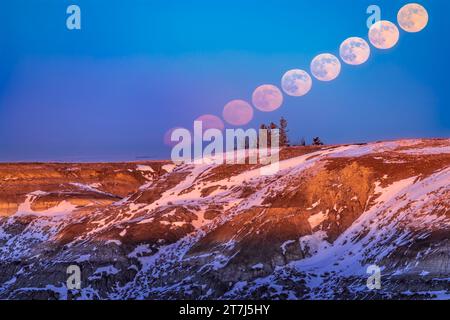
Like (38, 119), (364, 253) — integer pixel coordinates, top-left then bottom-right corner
(308, 211), (327, 229)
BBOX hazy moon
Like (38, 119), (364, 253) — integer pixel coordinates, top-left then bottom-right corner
(310, 53), (341, 81)
(281, 69), (312, 97)
(252, 85), (284, 112)
(340, 37), (371, 65)
(397, 3), (429, 33)
(222, 99), (254, 126)
(164, 127), (185, 146)
(195, 114), (225, 131)
(369, 20), (400, 49)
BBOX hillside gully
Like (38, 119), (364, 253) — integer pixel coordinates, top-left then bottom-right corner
(0, 139), (449, 300)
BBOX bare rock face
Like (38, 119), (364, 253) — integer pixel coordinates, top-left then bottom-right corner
(0, 139), (449, 300)
(0, 162), (170, 216)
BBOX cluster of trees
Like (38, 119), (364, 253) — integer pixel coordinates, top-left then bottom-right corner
(259, 117), (289, 147)
(260, 117), (324, 147)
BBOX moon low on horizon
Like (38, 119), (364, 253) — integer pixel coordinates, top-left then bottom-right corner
(398, 3), (429, 33)
(369, 20), (400, 49)
(340, 37), (371, 65)
(164, 127), (184, 146)
(195, 114), (225, 131)
(281, 69), (312, 97)
(310, 54), (341, 81)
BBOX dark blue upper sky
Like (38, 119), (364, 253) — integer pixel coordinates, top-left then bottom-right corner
(0, 0), (448, 161)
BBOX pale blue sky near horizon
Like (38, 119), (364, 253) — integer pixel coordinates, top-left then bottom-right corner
(0, 0), (449, 161)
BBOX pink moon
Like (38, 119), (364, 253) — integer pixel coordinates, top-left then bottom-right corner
(195, 114), (225, 131)
(397, 3), (429, 33)
(223, 100), (254, 126)
(252, 85), (284, 112)
(369, 20), (400, 50)
(164, 127), (186, 146)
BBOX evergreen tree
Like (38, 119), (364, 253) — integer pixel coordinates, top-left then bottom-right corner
(258, 124), (268, 148)
(299, 137), (306, 146)
(268, 122), (278, 148)
(279, 117), (289, 147)
(269, 122), (278, 130)
(312, 137), (324, 146)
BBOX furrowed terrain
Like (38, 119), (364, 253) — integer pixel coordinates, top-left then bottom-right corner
(0, 139), (449, 300)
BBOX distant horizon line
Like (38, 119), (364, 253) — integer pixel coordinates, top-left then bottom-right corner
(1, 137), (449, 165)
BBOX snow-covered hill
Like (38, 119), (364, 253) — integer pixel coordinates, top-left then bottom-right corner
(0, 139), (449, 299)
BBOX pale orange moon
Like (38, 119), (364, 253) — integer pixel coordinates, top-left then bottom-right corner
(340, 37), (371, 65)
(369, 20), (400, 49)
(397, 3), (429, 33)
(223, 100), (254, 126)
(252, 84), (284, 112)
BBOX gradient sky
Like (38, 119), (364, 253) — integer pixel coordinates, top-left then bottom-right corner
(0, 0), (449, 161)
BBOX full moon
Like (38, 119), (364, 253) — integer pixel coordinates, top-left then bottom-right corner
(281, 69), (312, 97)
(164, 127), (185, 146)
(195, 114), (225, 131)
(252, 85), (283, 112)
(369, 20), (400, 49)
(397, 3), (429, 33)
(222, 100), (254, 126)
(310, 53), (341, 81)
(340, 37), (371, 65)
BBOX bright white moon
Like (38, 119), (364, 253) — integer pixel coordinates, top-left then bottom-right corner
(252, 85), (283, 112)
(397, 3), (429, 33)
(340, 37), (371, 65)
(369, 20), (400, 49)
(223, 100), (254, 126)
(281, 69), (312, 97)
(310, 53), (341, 81)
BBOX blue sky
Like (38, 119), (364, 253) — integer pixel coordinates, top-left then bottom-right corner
(0, 0), (448, 161)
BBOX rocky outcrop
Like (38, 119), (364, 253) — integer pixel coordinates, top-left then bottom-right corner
(0, 161), (170, 216)
(0, 139), (449, 300)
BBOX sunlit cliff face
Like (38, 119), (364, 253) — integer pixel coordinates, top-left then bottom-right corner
(0, 139), (449, 299)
